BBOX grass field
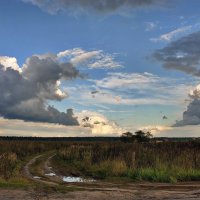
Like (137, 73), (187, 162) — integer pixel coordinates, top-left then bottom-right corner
(1, 139), (200, 185)
(52, 142), (200, 183)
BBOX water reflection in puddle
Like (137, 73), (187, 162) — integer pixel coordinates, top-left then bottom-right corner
(33, 176), (41, 179)
(63, 176), (95, 183)
(45, 172), (56, 176)
(44, 166), (95, 183)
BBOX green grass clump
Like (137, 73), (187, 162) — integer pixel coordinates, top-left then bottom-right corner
(0, 177), (32, 188)
(127, 168), (177, 183)
(176, 169), (200, 181)
(127, 168), (200, 183)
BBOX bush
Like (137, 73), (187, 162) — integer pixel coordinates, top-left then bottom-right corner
(0, 153), (18, 179)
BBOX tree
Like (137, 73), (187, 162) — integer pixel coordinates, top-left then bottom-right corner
(120, 132), (134, 143)
(120, 130), (152, 143)
(134, 130), (152, 142)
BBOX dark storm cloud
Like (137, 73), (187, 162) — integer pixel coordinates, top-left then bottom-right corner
(173, 85), (200, 127)
(174, 99), (200, 126)
(22, 0), (166, 14)
(0, 55), (80, 125)
(153, 31), (200, 77)
(153, 31), (200, 126)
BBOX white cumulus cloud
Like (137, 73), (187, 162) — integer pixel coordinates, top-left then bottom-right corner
(151, 25), (192, 42)
(77, 110), (124, 136)
(0, 56), (21, 72)
(58, 48), (122, 69)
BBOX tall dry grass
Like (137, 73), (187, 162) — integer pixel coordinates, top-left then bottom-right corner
(55, 141), (200, 182)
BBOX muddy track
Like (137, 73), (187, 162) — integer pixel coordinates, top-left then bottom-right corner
(23, 154), (58, 186)
(22, 153), (138, 192)
(6, 153), (200, 199)
(23, 154), (144, 192)
(23, 153), (200, 192)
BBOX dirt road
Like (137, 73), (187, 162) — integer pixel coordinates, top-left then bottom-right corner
(1, 188), (200, 200)
(0, 154), (194, 199)
(23, 154), (58, 186)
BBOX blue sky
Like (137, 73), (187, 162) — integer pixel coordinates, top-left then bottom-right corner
(1, 0), (200, 137)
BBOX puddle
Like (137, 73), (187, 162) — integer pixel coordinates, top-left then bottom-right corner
(33, 176), (41, 179)
(44, 166), (95, 183)
(45, 172), (56, 176)
(63, 176), (95, 183)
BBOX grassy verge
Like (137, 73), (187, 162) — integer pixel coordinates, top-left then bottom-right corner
(52, 155), (131, 180)
(51, 155), (84, 177)
(0, 151), (82, 192)
(52, 155), (200, 183)
(0, 177), (32, 188)
(128, 168), (200, 183)
(28, 151), (57, 181)
(0, 153), (41, 189)
(29, 154), (47, 178)
(0, 177), (82, 193)
(0, 152), (52, 189)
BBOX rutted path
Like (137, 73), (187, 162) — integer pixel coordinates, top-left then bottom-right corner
(23, 153), (58, 186)
(22, 153), (143, 192)
(20, 153), (200, 199)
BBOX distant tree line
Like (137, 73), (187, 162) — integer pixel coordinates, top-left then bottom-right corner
(0, 135), (198, 143)
(120, 130), (153, 143)
(0, 136), (120, 142)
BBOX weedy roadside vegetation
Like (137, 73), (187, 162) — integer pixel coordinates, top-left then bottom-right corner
(53, 141), (200, 183)
(1, 137), (200, 184)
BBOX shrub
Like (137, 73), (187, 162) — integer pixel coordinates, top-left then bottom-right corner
(0, 153), (18, 180)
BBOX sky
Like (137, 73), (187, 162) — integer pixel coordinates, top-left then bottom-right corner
(1, 0), (200, 137)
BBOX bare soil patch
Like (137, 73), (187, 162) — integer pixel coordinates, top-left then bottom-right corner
(1, 188), (200, 200)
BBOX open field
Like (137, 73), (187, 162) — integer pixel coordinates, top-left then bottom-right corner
(1, 138), (200, 199)
(52, 141), (200, 182)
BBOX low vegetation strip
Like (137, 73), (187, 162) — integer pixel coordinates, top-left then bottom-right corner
(52, 142), (200, 183)
(1, 139), (200, 187)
